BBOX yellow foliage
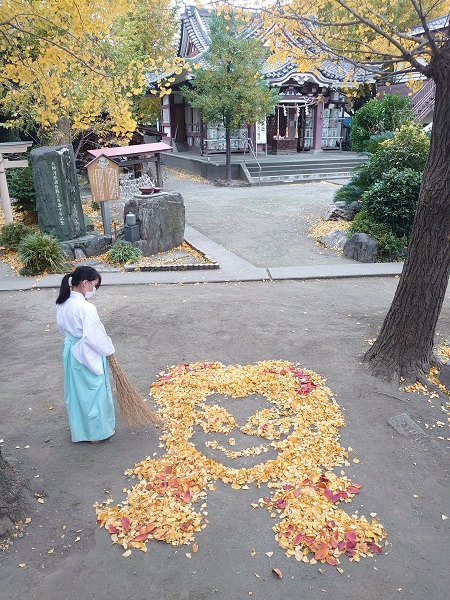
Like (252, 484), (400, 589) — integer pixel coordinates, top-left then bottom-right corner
(0, 0), (181, 144)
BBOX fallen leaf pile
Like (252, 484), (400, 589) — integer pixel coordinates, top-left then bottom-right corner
(95, 361), (386, 563)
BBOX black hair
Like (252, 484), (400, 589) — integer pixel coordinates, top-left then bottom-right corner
(55, 265), (102, 305)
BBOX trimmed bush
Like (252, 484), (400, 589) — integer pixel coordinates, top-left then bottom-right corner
(18, 232), (66, 274)
(349, 93), (414, 153)
(0, 222), (35, 250)
(361, 168), (422, 238)
(364, 124), (429, 183)
(334, 124), (428, 211)
(106, 240), (142, 265)
(348, 209), (407, 260)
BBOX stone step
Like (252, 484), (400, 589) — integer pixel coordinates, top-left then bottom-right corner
(253, 172), (355, 185)
(246, 160), (364, 172)
(246, 164), (362, 176)
(244, 156), (366, 185)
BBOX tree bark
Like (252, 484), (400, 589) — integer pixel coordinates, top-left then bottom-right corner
(225, 132), (232, 182)
(363, 49), (450, 382)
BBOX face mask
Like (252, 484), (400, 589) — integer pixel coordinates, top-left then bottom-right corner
(85, 283), (97, 299)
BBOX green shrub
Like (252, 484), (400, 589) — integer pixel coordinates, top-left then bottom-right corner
(365, 131), (394, 154)
(6, 165), (37, 220)
(333, 183), (366, 205)
(0, 222), (35, 250)
(18, 232), (66, 274)
(334, 124), (428, 208)
(361, 168), (421, 238)
(106, 240), (142, 265)
(349, 209), (407, 259)
(364, 124), (429, 183)
(90, 200), (100, 211)
(349, 93), (414, 153)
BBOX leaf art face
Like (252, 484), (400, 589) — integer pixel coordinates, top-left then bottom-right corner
(95, 361), (386, 565)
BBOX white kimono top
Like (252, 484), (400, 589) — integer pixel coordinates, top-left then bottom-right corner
(56, 291), (115, 375)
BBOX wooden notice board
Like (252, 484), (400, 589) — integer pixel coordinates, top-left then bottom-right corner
(86, 155), (120, 202)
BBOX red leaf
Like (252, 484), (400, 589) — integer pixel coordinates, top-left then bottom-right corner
(324, 488), (333, 501)
(121, 517), (130, 530)
(330, 531), (339, 549)
(180, 519), (193, 531)
(314, 546), (329, 560)
(276, 498), (287, 509)
(293, 533), (304, 546)
(106, 524), (119, 534)
(182, 490), (191, 504)
(143, 523), (157, 534)
(338, 541), (347, 551)
(345, 531), (357, 543)
(272, 568), (283, 579)
(367, 543), (382, 555)
(347, 486), (361, 494)
(164, 465), (173, 474)
(326, 555), (339, 566)
(332, 493), (341, 504)
(133, 533), (149, 542)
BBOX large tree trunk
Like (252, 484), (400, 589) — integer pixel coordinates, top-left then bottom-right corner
(225, 132), (232, 182)
(363, 52), (450, 383)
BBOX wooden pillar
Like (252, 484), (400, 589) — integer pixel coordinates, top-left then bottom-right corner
(155, 153), (162, 187)
(312, 101), (324, 152)
(0, 154), (13, 223)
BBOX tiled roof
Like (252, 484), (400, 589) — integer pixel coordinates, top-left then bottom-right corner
(411, 14), (449, 35)
(178, 6), (372, 85)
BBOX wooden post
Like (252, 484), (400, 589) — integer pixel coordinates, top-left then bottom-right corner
(0, 153), (13, 224)
(155, 153), (162, 188)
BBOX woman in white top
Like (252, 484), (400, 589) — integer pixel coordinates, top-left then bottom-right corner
(56, 266), (115, 443)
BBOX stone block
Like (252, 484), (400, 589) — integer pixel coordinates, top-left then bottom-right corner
(30, 145), (86, 241)
(343, 233), (379, 263)
(60, 233), (112, 259)
(123, 191), (185, 256)
(124, 224), (140, 243)
(320, 230), (348, 250)
(325, 201), (361, 221)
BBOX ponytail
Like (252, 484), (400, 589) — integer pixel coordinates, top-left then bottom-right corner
(55, 265), (101, 304)
(56, 273), (72, 304)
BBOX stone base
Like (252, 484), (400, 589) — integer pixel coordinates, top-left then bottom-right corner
(123, 224), (140, 242)
(123, 191), (185, 256)
(60, 233), (112, 260)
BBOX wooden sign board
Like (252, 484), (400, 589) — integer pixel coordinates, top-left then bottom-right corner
(86, 155), (120, 202)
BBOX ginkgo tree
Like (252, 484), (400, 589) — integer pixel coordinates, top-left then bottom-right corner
(181, 10), (279, 181)
(210, 0), (450, 384)
(0, 0), (182, 148)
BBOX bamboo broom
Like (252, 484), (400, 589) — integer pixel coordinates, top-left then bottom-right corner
(107, 354), (164, 428)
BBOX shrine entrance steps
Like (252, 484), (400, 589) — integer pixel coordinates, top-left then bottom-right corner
(242, 155), (367, 186)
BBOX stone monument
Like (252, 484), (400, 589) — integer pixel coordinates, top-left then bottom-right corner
(30, 145), (86, 240)
(30, 145), (111, 259)
(123, 191), (185, 256)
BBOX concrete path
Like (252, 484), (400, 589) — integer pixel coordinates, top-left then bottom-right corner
(0, 173), (402, 291)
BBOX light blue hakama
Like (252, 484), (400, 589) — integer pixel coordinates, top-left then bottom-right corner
(62, 334), (115, 442)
